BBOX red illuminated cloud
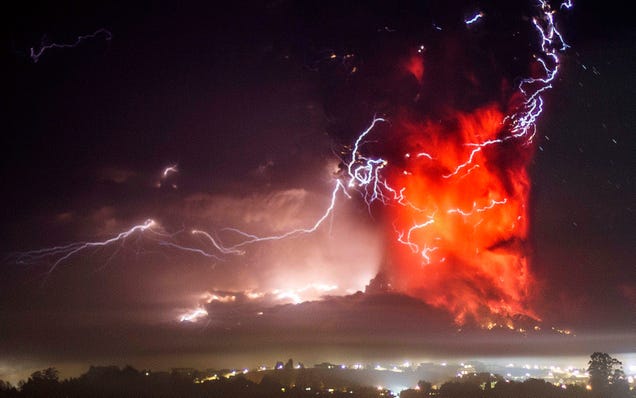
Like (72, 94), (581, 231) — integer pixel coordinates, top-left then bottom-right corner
(404, 53), (425, 84)
(337, 1), (571, 328)
(380, 104), (536, 325)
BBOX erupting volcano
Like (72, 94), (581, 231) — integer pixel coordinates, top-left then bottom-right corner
(384, 104), (536, 326)
(340, 1), (568, 327)
(9, 0), (574, 332)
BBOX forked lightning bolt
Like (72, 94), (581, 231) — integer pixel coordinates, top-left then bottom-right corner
(30, 28), (112, 63)
(13, 219), (157, 273)
(14, 1), (572, 325)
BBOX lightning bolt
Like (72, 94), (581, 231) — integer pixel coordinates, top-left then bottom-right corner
(13, 219), (157, 273)
(333, 1), (570, 271)
(15, 1), (573, 326)
(195, 179), (351, 251)
(447, 199), (508, 216)
(464, 12), (484, 25)
(16, 2), (569, 267)
(30, 28), (112, 63)
(162, 165), (178, 178)
(436, 0), (569, 183)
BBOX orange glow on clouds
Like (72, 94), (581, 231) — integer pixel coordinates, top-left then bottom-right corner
(385, 104), (537, 325)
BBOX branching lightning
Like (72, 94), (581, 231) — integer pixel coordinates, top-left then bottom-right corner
(16, 1), (572, 327)
(13, 219), (157, 273)
(30, 28), (112, 63)
(193, 179), (351, 252)
(314, 0), (570, 324)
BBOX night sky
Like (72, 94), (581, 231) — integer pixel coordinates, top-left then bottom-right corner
(1, 0), (634, 382)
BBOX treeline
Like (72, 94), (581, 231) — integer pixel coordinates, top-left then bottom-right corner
(0, 366), (385, 398)
(403, 375), (632, 398)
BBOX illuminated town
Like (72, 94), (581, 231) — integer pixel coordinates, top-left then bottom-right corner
(4, 355), (633, 397)
(183, 357), (636, 393)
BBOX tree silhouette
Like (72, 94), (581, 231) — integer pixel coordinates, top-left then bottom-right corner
(587, 352), (629, 398)
(438, 381), (481, 398)
(18, 368), (61, 398)
(29, 368), (58, 383)
(0, 380), (18, 398)
(417, 380), (433, 395)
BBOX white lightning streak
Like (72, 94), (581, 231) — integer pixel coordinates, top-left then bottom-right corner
(162, 165), (178, 178)
(191, 230), (245, 255)
(30, 28), (112, 63)
(447, 199), (508, 216)
(347, 117), (388, 188)
(14, 219), (156, 273)
(444, 1), (569, 181)
(219, 179), (350, 249)
(465, 12), (484, 25)
(16, 3), (573, 317)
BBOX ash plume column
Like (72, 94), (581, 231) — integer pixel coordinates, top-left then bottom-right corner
(335, 0), (572, 326)
(385, 105), (536, 326)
